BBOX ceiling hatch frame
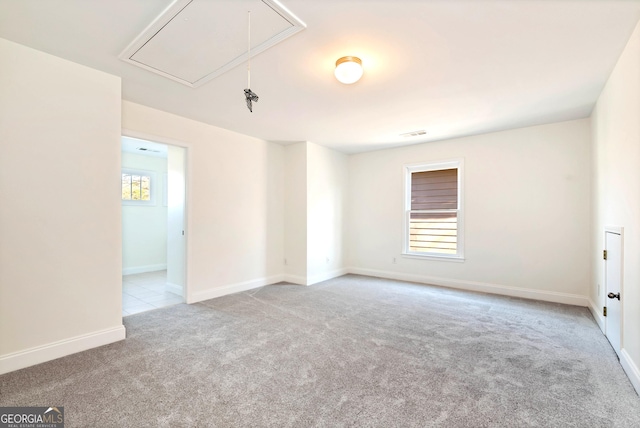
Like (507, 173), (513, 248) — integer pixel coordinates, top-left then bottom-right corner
(119, 0), (306, 88)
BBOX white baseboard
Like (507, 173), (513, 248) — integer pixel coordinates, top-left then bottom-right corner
(0, 325), (126, 375)
(620, 349), (640, 396)
(347, 267), (589, 307)
(122, 264), (166, 276)
(588, 298), (605, 332)
(165, 282), (183, 296)
(281, 274), (308, 285)
(307, 268), (349, 286)
(588, 301), (638, 395)
(188, 275), (285, 304)
(280, 268), (349, 286)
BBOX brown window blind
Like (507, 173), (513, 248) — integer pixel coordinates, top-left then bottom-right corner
(411, 169), (457, 210)
(409, 168), (458, 254)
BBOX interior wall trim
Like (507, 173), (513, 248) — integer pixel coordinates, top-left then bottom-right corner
(0, 326), (126, 375)
(347, 267), (589, 307)
(188, 274), (286, 304)
(281, 274), (308, 286)
(165, 282), (184, 297)
(307, 268), (350, 286)
(620, 349), (640, 396)
(122, 264), (167, 276)
(588, 298), (605, 332)
(188, 268), (348, 300)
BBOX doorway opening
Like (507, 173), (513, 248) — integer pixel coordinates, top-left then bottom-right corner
(121, 135), (187, 316)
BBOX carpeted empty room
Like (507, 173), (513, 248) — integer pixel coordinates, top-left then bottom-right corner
(1, 275), (639, 427)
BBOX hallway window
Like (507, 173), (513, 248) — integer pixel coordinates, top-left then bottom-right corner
(122, 169), (156, 205)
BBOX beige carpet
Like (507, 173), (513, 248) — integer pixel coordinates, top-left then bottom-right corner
(1, 274), (639, 427)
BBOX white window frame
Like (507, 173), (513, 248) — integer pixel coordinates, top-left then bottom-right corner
(403, 159), (465, 261)
(122, 168), (157, 206)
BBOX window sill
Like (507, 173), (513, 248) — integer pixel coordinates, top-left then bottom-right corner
(401, 253), (465, 263)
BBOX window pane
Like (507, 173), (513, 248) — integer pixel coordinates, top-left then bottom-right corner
(131, 175), (141, 200)
(409, 211), (457, 254)
(122, 174), (132, 200)
(141, 176), (151, 201)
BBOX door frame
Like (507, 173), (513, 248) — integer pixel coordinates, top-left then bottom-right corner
(604, 225), (624, 355)
(122, 128), (191, 303)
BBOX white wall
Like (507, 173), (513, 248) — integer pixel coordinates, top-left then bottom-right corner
(122, 101), (284, 303)
(0, 38), (124, 373)
(282, 142), (349, 285)
(121, 152), (168, 274)
(284, 143), (308, 283)
(591, 19), (640, 393)
(306, 142), (349, 284)
(349, 119), (592, 304)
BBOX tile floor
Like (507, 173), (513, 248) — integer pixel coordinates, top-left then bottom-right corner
(122, 270), (183, 316)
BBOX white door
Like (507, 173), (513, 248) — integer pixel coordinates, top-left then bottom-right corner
(167, 145), (187, 297)
(604, 229), (622, 357)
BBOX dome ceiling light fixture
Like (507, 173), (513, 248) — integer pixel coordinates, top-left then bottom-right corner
(334, 56), (363, 84)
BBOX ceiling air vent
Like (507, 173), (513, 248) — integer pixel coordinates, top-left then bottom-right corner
(137, 147), (161, 153)
(400, 130), (427, 138)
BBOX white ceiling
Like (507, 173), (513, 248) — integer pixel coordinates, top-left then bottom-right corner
(122, 136), (168, 158)
(120, 0), (306, 87)
(1, 0), (640, 154)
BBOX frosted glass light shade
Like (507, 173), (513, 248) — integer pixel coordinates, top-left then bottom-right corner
(334, 56), (363, 84)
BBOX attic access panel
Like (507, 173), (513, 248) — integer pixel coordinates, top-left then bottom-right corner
(119, 0), (305, 88)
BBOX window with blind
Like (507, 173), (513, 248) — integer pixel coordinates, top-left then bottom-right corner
(404, 160), (464, 259)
